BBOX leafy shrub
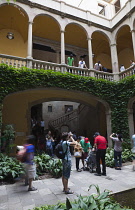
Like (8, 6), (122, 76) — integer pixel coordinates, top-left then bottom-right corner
(105, 148), (134, 167)
(33, 185), (133, 210)
(0, 153), (24, 181)
(34, 154), (62, 178)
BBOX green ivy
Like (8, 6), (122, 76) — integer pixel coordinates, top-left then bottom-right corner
(0, 64), (135, 148)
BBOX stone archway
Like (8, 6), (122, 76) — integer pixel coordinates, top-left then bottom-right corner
(91, 30), (111, 71)
(2, 88), (112, 146)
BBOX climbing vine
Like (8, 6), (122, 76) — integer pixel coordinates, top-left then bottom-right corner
(1, 64), (135, 148)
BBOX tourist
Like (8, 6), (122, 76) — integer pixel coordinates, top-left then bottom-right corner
(46, 134), (54, 157)
(67, 54), (74, 73)
(78, 57), (87, 68)
(94, 61), (102, 71)
(74, 136), (83, 172)
(40, 118), (45, 134)
(23, 135), (37, 191)
(120, 64), (125, 72)
(130, 60), (135, 74)
(80, 137), (92, 170)
(62, 132), (76, 194)
(94, 132), (107, 176)
(110, 133), (123, 170)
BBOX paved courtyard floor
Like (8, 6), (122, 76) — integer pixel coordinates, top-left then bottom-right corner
(0, 157), (135, 210)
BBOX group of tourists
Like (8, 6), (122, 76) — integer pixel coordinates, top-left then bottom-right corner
(17, 128), (135, 194)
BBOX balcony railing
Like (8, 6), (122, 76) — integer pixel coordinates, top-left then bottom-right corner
(0, 53), (135, 81)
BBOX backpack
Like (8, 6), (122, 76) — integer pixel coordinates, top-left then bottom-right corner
(55, 141), (68, 159)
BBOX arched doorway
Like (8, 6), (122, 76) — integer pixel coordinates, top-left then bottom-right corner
(91, 31), (111, 72)
(33, 14), (60, 63)
(2, 88), (111, 146)
(116, 25), (133, 69)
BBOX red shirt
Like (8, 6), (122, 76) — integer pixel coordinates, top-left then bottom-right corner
(94, 135), (107, 149)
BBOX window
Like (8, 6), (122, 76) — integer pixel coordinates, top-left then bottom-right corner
(48, 105), (52, 112)
(98, 4), (105, 16)
(65, 105), (73, 113)
(114, 0), (121, 14)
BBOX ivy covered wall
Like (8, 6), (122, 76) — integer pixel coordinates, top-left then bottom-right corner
(1, 64), (135, 148)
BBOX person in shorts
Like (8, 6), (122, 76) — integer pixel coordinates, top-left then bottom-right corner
(62, 132), (76, 194)
(24, 135), (37, 191)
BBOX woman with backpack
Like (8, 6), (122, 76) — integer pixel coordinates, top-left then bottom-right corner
(110, 133), (123, 170)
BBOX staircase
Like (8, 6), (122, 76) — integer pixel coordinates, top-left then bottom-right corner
(48, 109), (78, 131)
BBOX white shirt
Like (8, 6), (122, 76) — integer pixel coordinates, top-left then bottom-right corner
(94, 63), (102, 70)
(120, 66), (125, 72)
(78, 60), (86, 68)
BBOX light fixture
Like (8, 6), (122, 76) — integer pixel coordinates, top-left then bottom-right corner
(7, 32), (14, 40)
(7, 17), (14, 40)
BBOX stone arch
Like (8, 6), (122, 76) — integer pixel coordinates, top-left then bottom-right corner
(91, 30), (111, 70)
(2, 88), (112, 146)
(0, 3), (29, 57)
(33, 14), (61, 62)
(115, 24), (133, 68)
(65, 22), (88, 66)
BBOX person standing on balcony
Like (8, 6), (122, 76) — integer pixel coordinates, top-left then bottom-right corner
(78, 57), (87, 68)
(120, 64), (125, 72)
(67, 54), (74, 73)
(130, 60), (135, 74)
(94, 61), (102, 71)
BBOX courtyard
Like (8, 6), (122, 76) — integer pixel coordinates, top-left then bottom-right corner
(0, 157), (135, 210)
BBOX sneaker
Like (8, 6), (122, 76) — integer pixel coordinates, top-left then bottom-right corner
(94, 173), (101, 176)
(77, 169), (82, 172)
(28, 187), (37, 191)
(101, 173), (106, 176)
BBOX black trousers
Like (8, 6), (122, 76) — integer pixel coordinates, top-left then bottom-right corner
(75, 157), (81, 170)
(96, 149), (106, 174)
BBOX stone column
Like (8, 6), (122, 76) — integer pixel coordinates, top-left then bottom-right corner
(27, 21), (33, 59)
(106, 110), (112, 147)
(131, 30), (135, 60)
(61, 30), (65, 64)
(110, 43), (119, 81)
(128, 108), (134, 145)
(87, 38), (93, 69)
(56, 50), (60, 64)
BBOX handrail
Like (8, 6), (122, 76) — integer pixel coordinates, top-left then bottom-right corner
(48, 109), (78, 129)
(0, 53), (135, 81)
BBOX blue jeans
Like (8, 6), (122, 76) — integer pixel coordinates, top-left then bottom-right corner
(114, 150), (122, 167)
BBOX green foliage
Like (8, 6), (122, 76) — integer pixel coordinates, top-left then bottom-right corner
(2, 124), (15, 154)
(0, 153), (24, 181)
(105, 148), (134, 167)
(1, 64), (135, 146)
(33, 185), (133, 210)
(34, 153), (62, 178)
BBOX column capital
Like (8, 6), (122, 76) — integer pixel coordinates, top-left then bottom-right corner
(61, 30), (65, 33)
(110, 43), (117, 47)
(131, 29), (135, 33)
(28, 21), (33, 25)
(87, 37), (92, 41)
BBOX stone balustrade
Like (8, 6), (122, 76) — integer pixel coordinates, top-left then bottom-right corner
(0, 53), (135, 81)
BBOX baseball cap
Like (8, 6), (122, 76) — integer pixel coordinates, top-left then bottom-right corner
(84, 137), (89, 143)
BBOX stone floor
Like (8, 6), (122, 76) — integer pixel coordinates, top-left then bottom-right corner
(0, 157), (135, 210)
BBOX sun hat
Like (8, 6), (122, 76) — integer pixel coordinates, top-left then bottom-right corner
(84, 137), (89, 143)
